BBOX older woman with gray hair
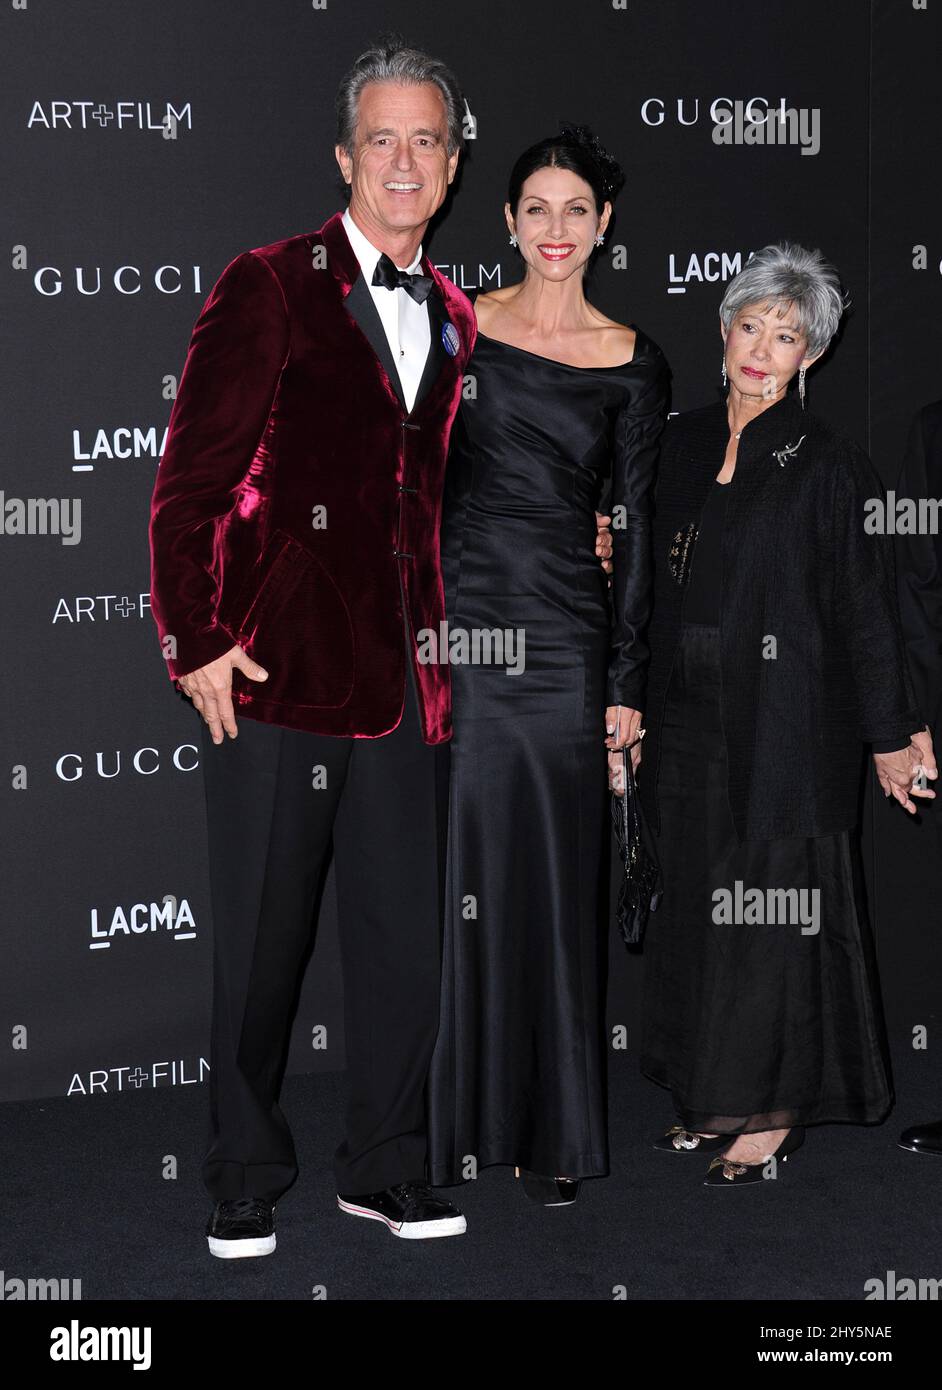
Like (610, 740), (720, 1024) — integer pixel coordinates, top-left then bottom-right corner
(626, 242), (937, 1186)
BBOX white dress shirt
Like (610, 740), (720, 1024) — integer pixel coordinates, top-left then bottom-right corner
(341, 207), (432, 413)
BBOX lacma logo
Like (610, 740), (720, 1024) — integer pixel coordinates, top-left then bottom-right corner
(668, 251), (752, 294)
(72, 425), (168, 469)
(89, 897), (197, 950)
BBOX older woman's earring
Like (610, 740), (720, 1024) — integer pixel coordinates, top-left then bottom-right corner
(509, 231), (518, 247)
(798, 366), (807, 408)
(722, 358), (728, 387)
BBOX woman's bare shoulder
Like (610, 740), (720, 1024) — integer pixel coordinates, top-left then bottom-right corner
(590, 312), (637, 363)
(473, 287), (515, 327)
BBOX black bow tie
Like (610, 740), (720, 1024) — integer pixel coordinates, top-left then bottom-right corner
(371, 252), (434, 304)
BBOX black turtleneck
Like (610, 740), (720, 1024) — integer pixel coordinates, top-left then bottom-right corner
(683, 479), (731, 627)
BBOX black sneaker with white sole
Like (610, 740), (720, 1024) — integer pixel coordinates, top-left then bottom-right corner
(337, 1180), (466, 1239)
(206, 1197), (276, 1259)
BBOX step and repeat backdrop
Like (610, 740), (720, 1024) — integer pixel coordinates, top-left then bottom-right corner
(2, 0), (940, 1105)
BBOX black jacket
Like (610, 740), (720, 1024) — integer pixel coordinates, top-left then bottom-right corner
(639, 391), (923, 842)
(895, 399), (942, 740)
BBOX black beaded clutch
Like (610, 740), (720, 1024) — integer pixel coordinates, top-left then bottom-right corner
(668, 522), (698, 586)
(611, 743), (663, 947)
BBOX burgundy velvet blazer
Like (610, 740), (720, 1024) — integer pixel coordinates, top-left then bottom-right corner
(148, 211), (477, 743)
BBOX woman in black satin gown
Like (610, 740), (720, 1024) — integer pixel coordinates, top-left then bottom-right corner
(427, 126), (669, 1200)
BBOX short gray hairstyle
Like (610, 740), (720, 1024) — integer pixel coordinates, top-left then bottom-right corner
(719, 242), (849, 358)
(335, 33), (465, 168)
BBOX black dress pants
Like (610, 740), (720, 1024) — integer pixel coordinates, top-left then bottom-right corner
(198, 642), (448, 1201)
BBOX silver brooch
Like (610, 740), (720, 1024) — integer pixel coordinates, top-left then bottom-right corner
(772, 434), (806, 467)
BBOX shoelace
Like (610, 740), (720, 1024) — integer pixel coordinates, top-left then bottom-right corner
(219, 1197), (272, 1223)
(389, 1180), (436, 1210)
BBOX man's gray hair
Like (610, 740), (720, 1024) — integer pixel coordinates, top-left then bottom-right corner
(719, 242), (849, 357)
(335, 33), (465, 161)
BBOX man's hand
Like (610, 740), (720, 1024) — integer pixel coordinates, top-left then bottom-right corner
(177, 645), (269, 744)
(595, 511), (614, 576)
(874, 728), (938, 814)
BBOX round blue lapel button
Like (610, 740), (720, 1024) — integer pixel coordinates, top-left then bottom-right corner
(441, 321), (460, 357)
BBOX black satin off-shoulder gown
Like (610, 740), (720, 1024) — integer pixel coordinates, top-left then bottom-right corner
(427, 322), (668, 1185)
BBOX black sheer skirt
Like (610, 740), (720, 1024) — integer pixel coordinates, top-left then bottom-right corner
(640, 624), (894, 1133)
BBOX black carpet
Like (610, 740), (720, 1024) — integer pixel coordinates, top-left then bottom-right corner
(3, 1037), (941, 1302)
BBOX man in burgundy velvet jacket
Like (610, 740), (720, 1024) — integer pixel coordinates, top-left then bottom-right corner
(149, 40), (476, 1256)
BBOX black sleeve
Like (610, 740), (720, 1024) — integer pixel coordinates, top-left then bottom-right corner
(606, 356), (671, 709)
(894, 405), (942, 739)
(832, 440), (924, 744)
(871, 734), (918, 754)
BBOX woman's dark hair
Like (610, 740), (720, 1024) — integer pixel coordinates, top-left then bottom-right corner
(506, 122), (625, 214)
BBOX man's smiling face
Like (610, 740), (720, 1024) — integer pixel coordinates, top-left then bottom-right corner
(336, 81), (459, 248)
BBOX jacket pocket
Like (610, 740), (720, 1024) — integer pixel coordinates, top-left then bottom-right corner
(226, 528), (356, 709)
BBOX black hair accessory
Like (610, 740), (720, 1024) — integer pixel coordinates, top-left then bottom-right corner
(557, 121), (625, 201)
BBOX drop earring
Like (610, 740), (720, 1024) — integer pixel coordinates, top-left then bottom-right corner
(595, 234), (605, 247)
(722, 357), (728, 387)
(798, 366), (806, 408)
(509, 231), (518, 247)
